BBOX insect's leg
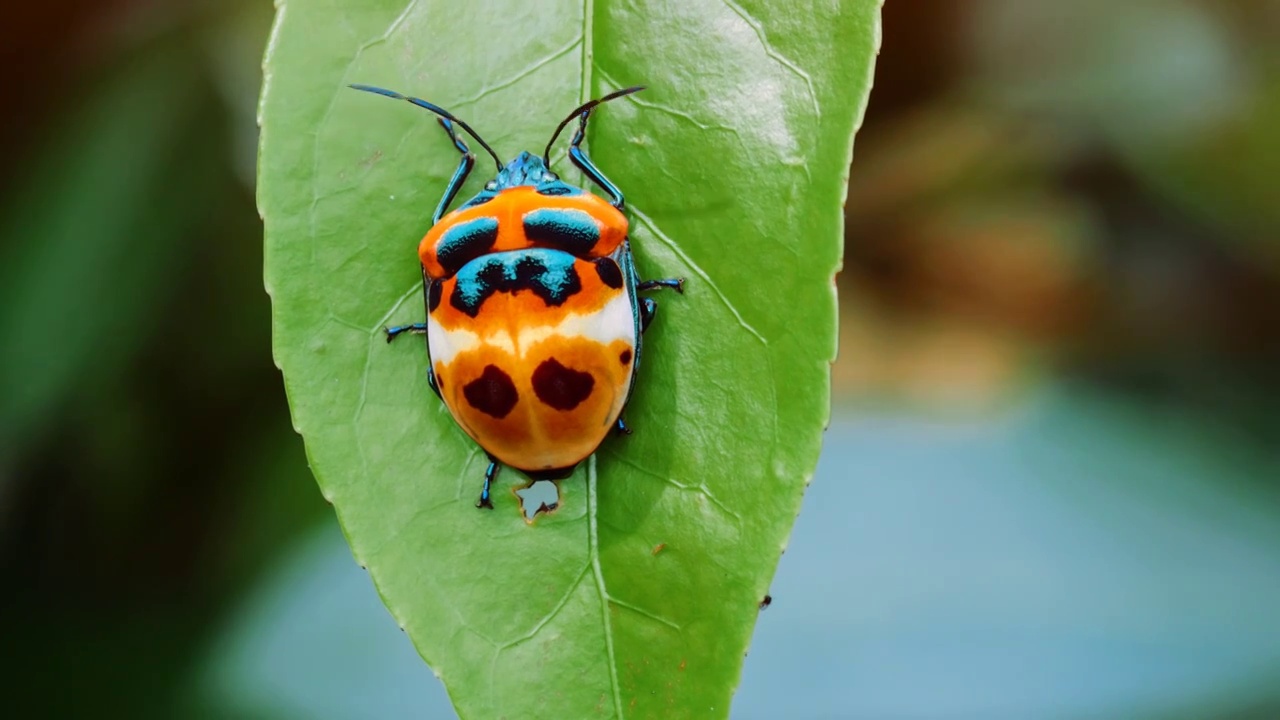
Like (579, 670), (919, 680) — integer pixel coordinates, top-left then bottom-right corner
(386, 319), (442, 399)
(640, 297), (657, 333)
(384, 323), (428, 343)
(433, 118), (476, 224)
(567, 110), (626, 209)
(476, 457), (500, 509)
(638, 278), (684, 294)
(614, 416), (633, 436)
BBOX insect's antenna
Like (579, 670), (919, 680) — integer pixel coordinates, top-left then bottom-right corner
(542, 86), (645, 166)
(349, 84), (503, 170)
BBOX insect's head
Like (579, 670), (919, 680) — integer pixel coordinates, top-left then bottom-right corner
(485, 152), (560, 192)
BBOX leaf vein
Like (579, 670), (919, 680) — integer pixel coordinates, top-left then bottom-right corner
(630, 208), (767, 346)
(355, 281), (421, 428)
(366, 448), (478, 561)
(719, 0), (820, 117)
(597, 67), (743, 140)
(374, 281), (423, 335)
(612, 457), (742, 522)
(607, 596), (681, 631)
(311, 0), (422, 270)
(580, 0), (594, 104)
(454, 36), (584, 112)
(588, 455), (625, 719)
(499, 565), (591, 650)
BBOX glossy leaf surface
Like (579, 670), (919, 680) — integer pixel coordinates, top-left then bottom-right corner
(260, 1), (880, 717)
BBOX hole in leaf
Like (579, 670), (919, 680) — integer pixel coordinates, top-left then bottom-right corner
(515, 479), (560, 522)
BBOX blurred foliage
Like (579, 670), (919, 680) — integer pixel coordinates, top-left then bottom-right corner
(0, 0), (1277, 717)
(0, 1), (327, 716)
(837, 0), (1280, 442)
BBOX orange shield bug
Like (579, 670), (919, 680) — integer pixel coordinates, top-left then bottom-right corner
(352, 84), (684, 508)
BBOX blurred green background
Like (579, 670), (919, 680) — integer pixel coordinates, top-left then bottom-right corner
(2, 1), (1278, 718)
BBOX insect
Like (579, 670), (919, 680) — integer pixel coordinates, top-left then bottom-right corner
(350, 83), (684, 509)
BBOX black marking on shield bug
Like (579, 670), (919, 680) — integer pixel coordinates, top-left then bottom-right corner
(427, 279), (442, 312)
(461, 191), (497, 209)
(523, 465), (578, 481)
(535, 180), (580, 197)
(619, 348), (632, 366)
(463, 364), (518, 418)
(522, 208), (601, 256)
(451, 251), (582, 317)
(436, 216), (499, 276)
(593, 257), (623, 289)
(532, 358), (594, 410)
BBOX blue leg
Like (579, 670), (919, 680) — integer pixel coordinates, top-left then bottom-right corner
(476, 459), (500, 509)
(384, 322), (427, 343)
(616, 275), (681, 437)
(640, 297), (657, 333)
(385, 322), (440, 398)
(433, 118), (476, 224)
(638, 278), (684, 294)
(567, 111), (626, 209)
(615, 417), (632, 436)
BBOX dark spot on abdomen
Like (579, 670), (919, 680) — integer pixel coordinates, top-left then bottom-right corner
(619, 349), (632, 365)
(532, 358), (595, 411)
(593, 257), (622, 288)
(427, 279), (442, 311)
(463, 364), (518, 418)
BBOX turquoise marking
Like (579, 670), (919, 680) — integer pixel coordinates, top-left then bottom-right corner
(436, 216), (499, 273)
(439, 216), (499, 255)
(452, 249), (582, 317)
(522, 207), (601, 254)
(487, 151), (558, 190)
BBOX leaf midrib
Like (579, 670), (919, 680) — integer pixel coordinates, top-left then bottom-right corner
(577, 1), (627, 717)
(586, 456), (624, 719)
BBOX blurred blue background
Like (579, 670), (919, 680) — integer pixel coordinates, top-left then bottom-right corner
(2, 1), (1277, 718)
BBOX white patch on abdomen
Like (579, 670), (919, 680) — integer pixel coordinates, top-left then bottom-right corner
(430, 290), (636, 366)
(514, 291), (635, 353)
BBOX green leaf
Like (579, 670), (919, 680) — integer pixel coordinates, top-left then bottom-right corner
(259, 1), (881, 717)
